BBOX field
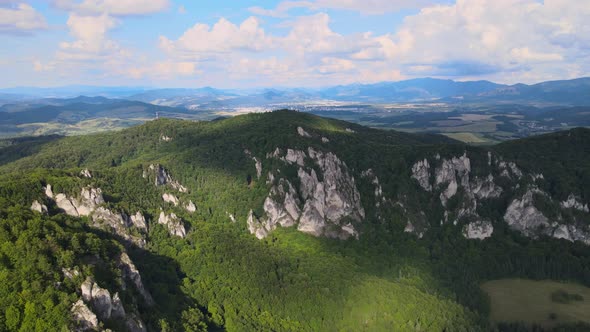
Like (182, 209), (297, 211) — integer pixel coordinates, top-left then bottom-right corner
(441, 132), (491, 144)
(481, 279), (590, 328)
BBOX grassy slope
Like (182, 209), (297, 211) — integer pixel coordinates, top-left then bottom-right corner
(482, 279), (590, 328)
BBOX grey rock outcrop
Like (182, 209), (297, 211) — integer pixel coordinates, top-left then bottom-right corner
(256, 147), (364, 240)
(321, 137), (330, 143)
(71, 299), (98, 331)
(504, 190), (550, 237)
(162, 193), (180, 206)
(118, 253), (154, 306)
(185, 200), (197, 213)
(79, 275), (147, 331)
(285, 149), (306, 166)
(30, 200), (48, 213)
(145, 164), (188, 193)
(471, 174), (502, 199)
(411, 159), (431, 191)
(560, 194), (589, 212)
(80, 169), (92, 178)
(463, 220), (494, 240)
(552, 223), (590, 245)
(130, 212), (147, 231)
(158, 211), (186, 238)
(47, 186), (105, 217)
(297, 126), (311, 138)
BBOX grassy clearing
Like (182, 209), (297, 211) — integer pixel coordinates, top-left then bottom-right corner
(442, 132), (490, 143)
(481, 279), (590, 329)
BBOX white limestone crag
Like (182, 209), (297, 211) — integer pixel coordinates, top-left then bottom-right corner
(284, 149), (306, 166)
(321, 137), (330, 143)
(247, 210), (268, 240)
(30, 200), (48, 214)
(80, 169), (92, 178)
(130, 212), (147, 231)
(297, 126), (312, 138)
(411, 159), (432, 191)
(504, 189), (550, 237)
(144, 164), (188, 192)
(552, 223), (590, 245)
(118, 253), (155, 306)
(463, 220), (494, 240)
(255, 147), (364, 240)
(471, 174), (503, 200)
(158, 211), (186, 238)
(162, 193), (180, 206)
(71, 299), (98, 331)
(185, 200), (197, 213)
(79, 276), (147, 331)
(560, 194), (589, 212)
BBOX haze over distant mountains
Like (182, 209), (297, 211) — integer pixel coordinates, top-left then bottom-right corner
(2, 77), (590, 107)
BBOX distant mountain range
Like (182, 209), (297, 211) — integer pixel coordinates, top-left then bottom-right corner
(1, 77), (589, 106)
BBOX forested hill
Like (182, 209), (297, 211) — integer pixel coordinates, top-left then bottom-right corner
(0, 110), (589, 331)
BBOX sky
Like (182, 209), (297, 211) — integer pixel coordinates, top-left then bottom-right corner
(0, 0), (589, 88)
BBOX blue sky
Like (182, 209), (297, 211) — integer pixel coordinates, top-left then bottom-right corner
(0, 0), (588, 88)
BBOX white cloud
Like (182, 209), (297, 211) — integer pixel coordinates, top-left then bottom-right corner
(52, 0), (170, 16)
(177, 5), (186, 14)
(0, 3), (47, 34)
(58, 13), (123, 60)
(159, 17), (272, 56)
(249, 0), (433, 16)
(124, 61), (197, 79)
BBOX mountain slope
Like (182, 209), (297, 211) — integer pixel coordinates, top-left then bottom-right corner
(0, 111), (589, 331)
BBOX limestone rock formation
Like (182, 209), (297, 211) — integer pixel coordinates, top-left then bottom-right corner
(80, 169), (92, 178)
(411, 159), (431, 191)
(185, 200), (197, 213)
(130, 212), (147, 231)
(118, 253), (155, 306)
(297, 126), (311, 137)
(145, 164), (188, 192)
(71, 299), (98, 331)
(45, 185), (146, 247)
(30, 200), (48, 213)
(504, 190), (550, 237)
(560, 194), (589, 212)
(162, 193), (180, 206)
(158, 211), (186, 238)
(321, 137), (330, 143)
(253, 147), (364, 240)
(463, 220), (494, 240)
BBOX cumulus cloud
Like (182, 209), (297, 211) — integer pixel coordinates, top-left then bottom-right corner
(159, 17), (272, 56)
(0, 3), (47, 34)
(57, 13), (124, 60)
(52, 0), (170, 16)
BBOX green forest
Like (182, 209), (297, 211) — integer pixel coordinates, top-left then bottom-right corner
(0, 110), (589, 331)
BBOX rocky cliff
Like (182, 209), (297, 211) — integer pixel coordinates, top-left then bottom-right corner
(410, 151), (590, 244)
(247, 143), (364, 240)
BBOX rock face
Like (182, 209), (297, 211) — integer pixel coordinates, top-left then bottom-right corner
(118, 253), (155, 306)
(561, 194), (589, 212)
(463, 220), (494, 240)
(80, 169), (92, 178)
(253, 147), (364, 239)
(48, 187), (105, 217)
(297, 126), (311, 138)
(71, 299), (98, 331)
(411, 159), (431, 191)
(162, 193), (180, 206)
(79, 275), (147, 332)
(407, 152), (589, 243)
(30, 200), (48, 213)
(504, 190), (550, 237)
(185, 200), (197, 213)
(130, 212), (148, 231)
(45, 185), (146, 247)
(158, 211), (186, 238)
(145, 164), (188, 193)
